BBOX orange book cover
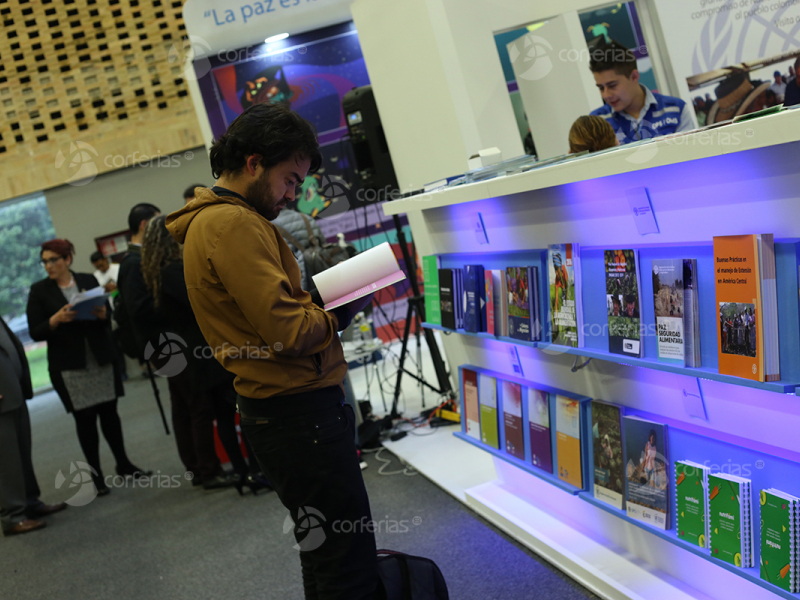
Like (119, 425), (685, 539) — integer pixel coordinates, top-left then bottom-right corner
(713, 235), (764, 381)
(556, 396), (582, 488)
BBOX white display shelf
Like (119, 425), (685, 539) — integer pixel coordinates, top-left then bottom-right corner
(381, 109), (800, 216)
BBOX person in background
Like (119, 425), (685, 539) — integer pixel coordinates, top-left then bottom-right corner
(90, 252), (119, 294)
(166, 103), (378, 598)
(769, 70), (787, 103)
(90, 251), (126, 380)
(183, 184), (206, 205)
(0, 316), (68, 536)
(568, 115), (619, 154)
(26, 239), (150, 496)
(118, 206), (231, 490)
(590, 40), (694, 143)
(141, 216), (269, 494)
(783, 58), (800, 107)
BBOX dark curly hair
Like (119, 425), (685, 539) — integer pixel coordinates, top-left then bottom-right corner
(41, 239), (75, 259)
(208, 103), (322, 179)
(589, 40), (637, 77)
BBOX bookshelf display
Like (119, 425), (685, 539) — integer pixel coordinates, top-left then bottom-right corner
(382, 118), (800, 600)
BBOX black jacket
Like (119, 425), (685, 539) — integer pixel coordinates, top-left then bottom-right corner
(26, 271), (123, 412)
(0, 317), (33, 409)
(159, 261), (234, 391)
(117, 245), (169, 356)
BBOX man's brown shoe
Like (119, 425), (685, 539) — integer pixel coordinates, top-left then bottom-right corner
(27, 502), (67, 518)
(2, 519), (46, 537)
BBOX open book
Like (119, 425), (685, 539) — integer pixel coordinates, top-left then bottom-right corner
(70, 287), (110, 320)
(312, 242), (406, 311)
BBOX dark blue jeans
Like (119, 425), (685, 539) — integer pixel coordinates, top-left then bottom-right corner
(238, 386), (378, 600)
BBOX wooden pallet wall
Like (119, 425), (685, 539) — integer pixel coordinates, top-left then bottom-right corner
(0, 0), (203, 201)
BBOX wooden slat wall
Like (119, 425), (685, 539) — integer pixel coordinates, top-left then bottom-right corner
(0, 0), (203, 202)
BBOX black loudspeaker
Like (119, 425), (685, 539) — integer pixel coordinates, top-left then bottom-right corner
(342, 85), (398, 199)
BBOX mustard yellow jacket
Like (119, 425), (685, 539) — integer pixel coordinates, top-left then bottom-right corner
(166, 188), (347, 399)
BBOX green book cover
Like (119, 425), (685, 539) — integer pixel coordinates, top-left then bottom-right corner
(760, 490), (794, 591)
(709, 474), (744, 566)
(479, 374), (499, 449)
(676, 461), (707, 548)
(422, 256), (441, 325)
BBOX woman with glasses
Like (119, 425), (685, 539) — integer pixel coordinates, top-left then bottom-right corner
(26, 239), (150, 496)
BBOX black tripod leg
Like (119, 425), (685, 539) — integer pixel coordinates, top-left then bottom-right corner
(145, 361), (171, 435)
(391, 301), (415, 418)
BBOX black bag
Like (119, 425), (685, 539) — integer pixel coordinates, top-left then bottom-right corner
(274, 212), (356, 292)
(376, 549), (449, 600)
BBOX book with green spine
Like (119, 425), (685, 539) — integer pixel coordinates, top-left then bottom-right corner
(760, 488), (799, 592)
(709, 472), (753, 567)
(422, 256), (441, 325)
(675, 460), (710, 549)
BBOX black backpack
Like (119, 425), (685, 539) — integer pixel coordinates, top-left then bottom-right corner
(274, 212), (356, 292)
(376, 549), (449, 600)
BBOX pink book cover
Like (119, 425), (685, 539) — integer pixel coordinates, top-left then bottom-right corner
(323, 271), (406, 311)
(485, 273), (495, 335)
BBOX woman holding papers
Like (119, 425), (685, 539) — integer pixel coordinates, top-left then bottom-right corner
(26, 239), (149, 496)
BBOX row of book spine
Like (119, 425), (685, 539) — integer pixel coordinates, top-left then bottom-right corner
(424, 234), (781, 383)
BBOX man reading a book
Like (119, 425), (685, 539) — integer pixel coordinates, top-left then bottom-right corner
(166, 103), (378, 599)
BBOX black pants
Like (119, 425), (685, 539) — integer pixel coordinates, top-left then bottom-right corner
(239, 387), (378, 600)
(0, 404), (44, 529)
(168, 369), (221, 481)
(73, 399), (133, 478)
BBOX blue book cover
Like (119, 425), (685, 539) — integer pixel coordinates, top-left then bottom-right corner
(464, 265), (485, 333)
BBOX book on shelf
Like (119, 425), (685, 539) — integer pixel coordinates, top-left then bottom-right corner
(479, 374), (499, 449)
(675, 460), (710, 549)
(438, 269), (456, 330)
(623, 415), (669, 529)
(605, 250), (643, 357)
(555, 396), (582, 488)
(464, 265), (486, 333)
(683, 259), (702, 367)
(713, 234), (779, 382)
(506, 266), (541, 342)
(462, 368), (480, 441)
(455, 268), (465, 330)
(485, 272), (495, 335)
(652, 259), (687, 365)
(760, 488), (799, 592)
(591, 401), (625, 510)
(422, 256), (441, 326)
(528, 388), (552, 473)
(502, 380), (524, 460)
(548, 244), (583, 347)
(709, 472), (753, 567)
(312, 242), (406, 310)
(490, 270), (508, 337)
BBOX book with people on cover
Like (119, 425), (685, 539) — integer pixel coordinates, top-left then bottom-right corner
(605, 250), (643, 357)
(592, 401), (625, 510)
(548, 244), (582, 347)
(506, 266), (541, 342)
(624, 416), (669, 529)
(312, 242), (406, 311)
(652, 259), (686, 365)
